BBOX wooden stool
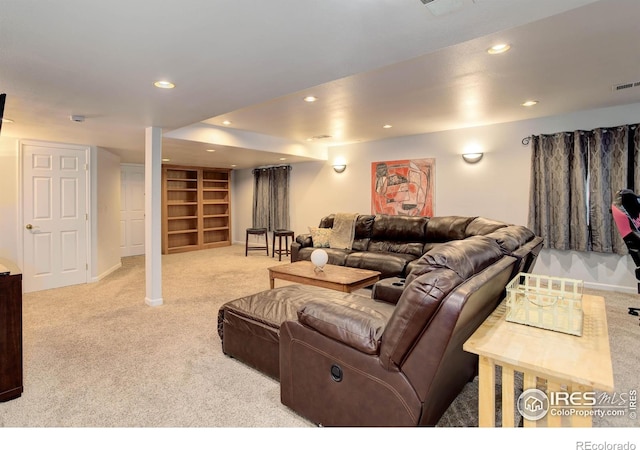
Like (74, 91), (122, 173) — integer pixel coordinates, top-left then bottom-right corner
(272, 229), (294, 261)
(245, 228), (269, 256)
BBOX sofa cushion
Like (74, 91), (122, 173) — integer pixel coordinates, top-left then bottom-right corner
(379, 267), (464, 370)
(308, 226), (332, 248)
(425, 216), (476, 242)
(345, 251), (417, 279)
(485, 225), (535, 253)
(421, 242), (445, 254)
(297, 300), (388, 354)
(406, 236), (504, 285)
(371, 214), (429, 241)
(298, 247), (351, 265)
(319, 214), (335, 228)
(352, 238), (370, 252)
(354, 215), (375, 239)
(352, 215), (375, 250)
(367, 240), (424, 257)
(465, 217), (508, 237)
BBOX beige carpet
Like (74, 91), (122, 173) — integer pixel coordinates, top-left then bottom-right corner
(0, 244), (638, 428)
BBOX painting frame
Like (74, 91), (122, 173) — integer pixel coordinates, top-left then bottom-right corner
(371, 158), (435, 216)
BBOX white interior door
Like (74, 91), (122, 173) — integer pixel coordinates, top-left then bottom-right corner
(120, 164), (145, 257)
(22, 142), (89, 293)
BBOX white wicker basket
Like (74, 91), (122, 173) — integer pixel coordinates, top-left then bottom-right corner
(505, 273), (584, 336)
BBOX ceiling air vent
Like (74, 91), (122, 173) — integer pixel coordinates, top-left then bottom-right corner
(612, 80), (640, 92)
(420, 0), (475, 16)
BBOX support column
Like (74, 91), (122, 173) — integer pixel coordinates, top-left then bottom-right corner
(144, 127), (163, 306)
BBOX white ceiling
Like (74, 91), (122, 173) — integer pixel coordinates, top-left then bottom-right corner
(2, 0), (639, 169)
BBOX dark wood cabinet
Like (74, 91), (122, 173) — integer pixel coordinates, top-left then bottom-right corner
(0, 259), (23, 402)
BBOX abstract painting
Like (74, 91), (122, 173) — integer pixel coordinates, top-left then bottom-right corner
(371, 158), (435, 216)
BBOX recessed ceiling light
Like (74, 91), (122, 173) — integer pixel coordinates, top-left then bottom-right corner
(521, 100), (539, 107)
(487, 44), (511, 55)
(279, 157), (287, 161)
(154, 80), (175, 89)
(383, 124), (393, 129)
(231, 164), (237, 167)
(303, 96), (318, 103)
(162, 158), (170, 162)
(1, 117), (14, 123)
(222, 120), (232, 125)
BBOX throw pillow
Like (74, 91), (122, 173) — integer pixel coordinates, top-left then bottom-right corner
(308, 226), (332, 248)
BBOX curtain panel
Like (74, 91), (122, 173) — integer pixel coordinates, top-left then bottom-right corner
(528, 124), (639, 255)
(528, 133), (588, 251)
(252, 165), (291, 231)
(588, 127), (629, 254)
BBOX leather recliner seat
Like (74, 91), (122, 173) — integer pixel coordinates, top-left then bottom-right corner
(279, 235), (516, 426)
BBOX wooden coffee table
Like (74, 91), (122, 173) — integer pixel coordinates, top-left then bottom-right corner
(268, 261), (381, 293)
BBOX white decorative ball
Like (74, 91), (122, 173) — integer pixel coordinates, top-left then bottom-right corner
(310, 249), (329, 270)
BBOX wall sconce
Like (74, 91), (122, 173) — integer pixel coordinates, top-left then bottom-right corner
(462, 153), (483, 164)
(333, 164), (347, 173)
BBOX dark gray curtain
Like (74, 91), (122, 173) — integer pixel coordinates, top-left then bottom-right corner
(528, 124), (639, 255)
(252, 165), (291, 231)
(588, 127), (629, 254)
(528, 132), (588, 251)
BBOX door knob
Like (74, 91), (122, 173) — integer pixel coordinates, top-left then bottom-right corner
(25, 224), (33, 230)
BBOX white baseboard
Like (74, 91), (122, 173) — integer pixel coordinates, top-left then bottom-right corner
(583, 281), (638, 295)
(145, 297), (163, 307)
(91, 261), (122, 283)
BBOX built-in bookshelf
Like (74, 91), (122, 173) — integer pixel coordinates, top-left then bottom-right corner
(162, 165), (232, 254)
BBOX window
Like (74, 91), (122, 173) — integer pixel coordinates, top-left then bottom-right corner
(528, 124), (639, 254)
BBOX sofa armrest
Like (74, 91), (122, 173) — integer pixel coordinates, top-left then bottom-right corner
(290, 242), (301, 262)
(292, 233), (313, 262)
(371, 277), (406, 304)
(296, 233), (313, 247)
(297, 301), (387, 354)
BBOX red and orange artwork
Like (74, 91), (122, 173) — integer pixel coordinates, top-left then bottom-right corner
(371, 158), (435, 216)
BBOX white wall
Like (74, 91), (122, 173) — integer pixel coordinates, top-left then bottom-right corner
(0, 137), (19, 264)
(232, 102), (640, 293)
(93, 148), (122, 281)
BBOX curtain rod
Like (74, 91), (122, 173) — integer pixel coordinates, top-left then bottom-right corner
(252, 164), (292, 173)
(522, 124), (638, 146)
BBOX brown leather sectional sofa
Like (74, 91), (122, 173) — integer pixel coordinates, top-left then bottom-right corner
(217, 214), (543, 426)
(292, 214), (541, 279)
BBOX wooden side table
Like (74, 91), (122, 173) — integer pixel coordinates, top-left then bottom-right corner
(463, 294), (614, 427)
